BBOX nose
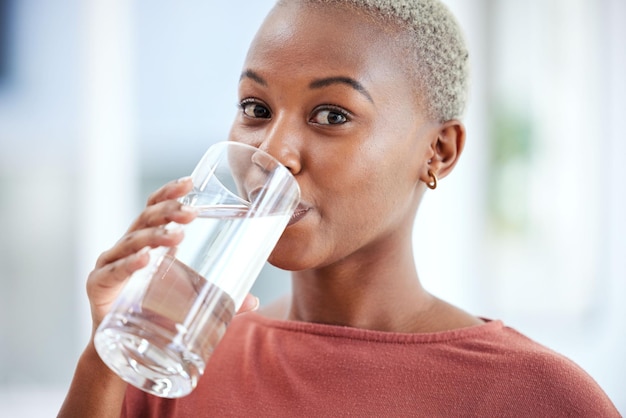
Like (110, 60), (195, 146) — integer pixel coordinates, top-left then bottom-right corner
(257, 116), (302, 175)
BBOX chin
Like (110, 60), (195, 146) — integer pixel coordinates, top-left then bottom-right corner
(267, 240), (314, 272)
(267, 252), (307, 272)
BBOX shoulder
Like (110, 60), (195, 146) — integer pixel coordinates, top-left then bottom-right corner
(476, 324), (620, 416)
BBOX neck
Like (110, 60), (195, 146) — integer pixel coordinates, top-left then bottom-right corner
(287, 237), (437, 333)
(280, 230), (484, 333)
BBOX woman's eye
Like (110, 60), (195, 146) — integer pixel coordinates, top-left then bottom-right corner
(310, 108), (349, 125)
(241, 101), (271, 119)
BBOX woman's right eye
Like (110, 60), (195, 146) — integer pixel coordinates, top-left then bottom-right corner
(240, 100), (271, 119)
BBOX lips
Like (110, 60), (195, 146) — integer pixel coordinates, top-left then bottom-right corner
(288, 204), (310, 226)
(247, 187), (266, 203)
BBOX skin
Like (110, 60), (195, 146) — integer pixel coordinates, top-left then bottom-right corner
(60, 2), (480, 416)
(233, 2), (481, 332)
(58, 178), (260, 417)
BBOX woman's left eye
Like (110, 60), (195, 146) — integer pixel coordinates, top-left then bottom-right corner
(310, 107), (350, 125)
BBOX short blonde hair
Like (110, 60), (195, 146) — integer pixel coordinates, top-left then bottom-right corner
(279, 0), (469, 122)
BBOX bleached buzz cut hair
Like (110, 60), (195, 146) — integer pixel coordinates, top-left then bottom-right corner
(278, 0), (470, 122)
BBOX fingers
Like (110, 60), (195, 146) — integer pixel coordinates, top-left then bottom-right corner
(86, 177), (197, 325)
(97, 223), (184, 268)
(88, 228), (186, 326)
(237, 294), (260, 314)
(126, 177), (197, 233)
(147, 176), (193, 206)
(127, 201), (198, 233)
(89, 247), (150, 291)
(96, 177), (197, 268)
(87, 246), (152, 324)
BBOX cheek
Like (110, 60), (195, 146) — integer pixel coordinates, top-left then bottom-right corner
(228, 123), (266, 149)
(314, 141), (410, 213)
(352, 147), (421, 226)
(321, 158), (404, 236)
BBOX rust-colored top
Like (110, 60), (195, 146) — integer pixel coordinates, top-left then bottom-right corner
(122, 312), (620, 417)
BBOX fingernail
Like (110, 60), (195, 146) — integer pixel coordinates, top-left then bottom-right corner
(176, 176), (192, 183)
(252, 297), (260, 311)
(163, 223), (184, 234)
(181, 205), (199, 214)
(133, 246), (151, 260)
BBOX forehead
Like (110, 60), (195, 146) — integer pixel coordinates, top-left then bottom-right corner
(244, 2), (412, 96)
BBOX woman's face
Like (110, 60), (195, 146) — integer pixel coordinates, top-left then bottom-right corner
(229, 2), (440, 271)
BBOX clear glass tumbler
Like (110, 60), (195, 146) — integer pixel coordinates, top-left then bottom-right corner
(94, 141), (300, 398)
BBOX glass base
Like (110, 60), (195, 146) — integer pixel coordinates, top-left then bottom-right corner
(94, 315), (204, 398)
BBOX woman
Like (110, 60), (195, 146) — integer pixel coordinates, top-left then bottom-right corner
(60, 0), (619, 416)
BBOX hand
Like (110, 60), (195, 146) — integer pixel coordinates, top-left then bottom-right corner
(85, 176), (262, 333)
(86, 177), (197, 331)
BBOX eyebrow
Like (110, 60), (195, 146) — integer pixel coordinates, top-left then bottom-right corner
(309, 76), (373, 103)
(240, 70), (374, 103)
(240, 69), (267, 86)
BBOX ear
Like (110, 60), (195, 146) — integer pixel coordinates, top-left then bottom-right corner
(421, 119), (465, 185)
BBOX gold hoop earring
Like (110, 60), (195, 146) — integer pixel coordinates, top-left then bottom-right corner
(426, 170), (438, 190)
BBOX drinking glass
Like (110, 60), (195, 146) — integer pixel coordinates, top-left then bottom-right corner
(94, 141), (300, 398)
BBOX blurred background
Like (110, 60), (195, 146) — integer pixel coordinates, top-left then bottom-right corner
(0, 0), (624, 415)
